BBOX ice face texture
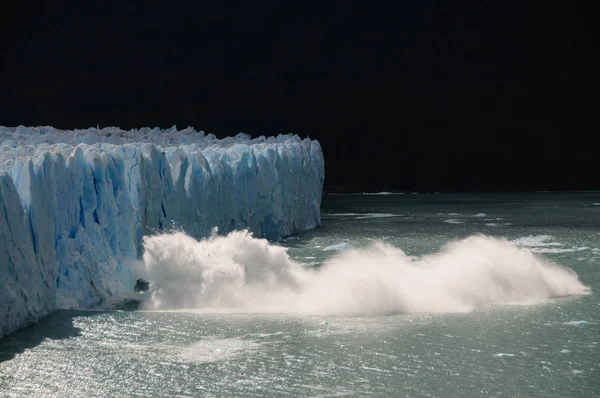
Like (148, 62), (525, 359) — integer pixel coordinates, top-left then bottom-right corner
(0, 126), (324, 338)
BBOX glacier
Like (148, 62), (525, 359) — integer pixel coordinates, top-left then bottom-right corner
(0, 126), (324, 338)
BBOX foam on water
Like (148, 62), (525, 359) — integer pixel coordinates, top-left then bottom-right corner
(512, 235), (562, 247)
(533, 247), (591, 254)
(323, 213), (401, 219)
(512, 235), (594, 254)
(322, 242), (350, 251)
(140, 231), (590, 315)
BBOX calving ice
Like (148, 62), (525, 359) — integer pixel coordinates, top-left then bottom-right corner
(0, 126), (325, 338)
(0, 126), (592, 340)
(140, 231), (589, 315)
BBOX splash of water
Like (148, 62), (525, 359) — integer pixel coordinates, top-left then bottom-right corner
(138, 230), (589, 315)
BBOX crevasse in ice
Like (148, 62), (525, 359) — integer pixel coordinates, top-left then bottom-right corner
(0, 126), (324, 338)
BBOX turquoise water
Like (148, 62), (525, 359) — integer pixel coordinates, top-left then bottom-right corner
(1, 193), (599, 397)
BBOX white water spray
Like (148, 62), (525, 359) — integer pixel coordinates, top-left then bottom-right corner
(139, 230), (589, 315)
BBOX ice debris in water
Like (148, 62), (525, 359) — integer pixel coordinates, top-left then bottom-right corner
(494, 353), (515, 358)
(565, 321), (589, 327)
(0, 125), (324, 339)
(444, 219), (465, 224)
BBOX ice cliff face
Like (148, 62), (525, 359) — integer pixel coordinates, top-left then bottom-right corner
(0, 126), (324, 338)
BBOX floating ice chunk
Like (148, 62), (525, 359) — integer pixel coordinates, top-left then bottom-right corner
(487, 221), (513, 227)
(494, 353), (515, 358)
(328, 192), (405, 196)
(323, 242), (350, 251)
(354, 213), (401, 220)
(324, 213), (401, 219)
(560, 349), (571, 354)
(474, 213), (487, 217)
(444, 219), (465, 224)
(565, 321), (589, 327)
(362, 192), (399, 195)
(572, 370), (583, 374)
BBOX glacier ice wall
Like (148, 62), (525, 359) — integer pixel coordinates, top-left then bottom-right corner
(0, 126), (324, 338)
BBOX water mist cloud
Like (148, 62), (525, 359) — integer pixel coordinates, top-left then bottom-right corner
(139, 231), (589, 315)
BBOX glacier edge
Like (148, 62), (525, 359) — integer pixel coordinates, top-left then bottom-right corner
(0, 126), (324, 338)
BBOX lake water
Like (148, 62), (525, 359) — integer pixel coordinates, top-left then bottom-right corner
(1, 193), (599, 397)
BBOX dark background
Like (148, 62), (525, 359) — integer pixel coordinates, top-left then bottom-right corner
(1, 1), (597, 192)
